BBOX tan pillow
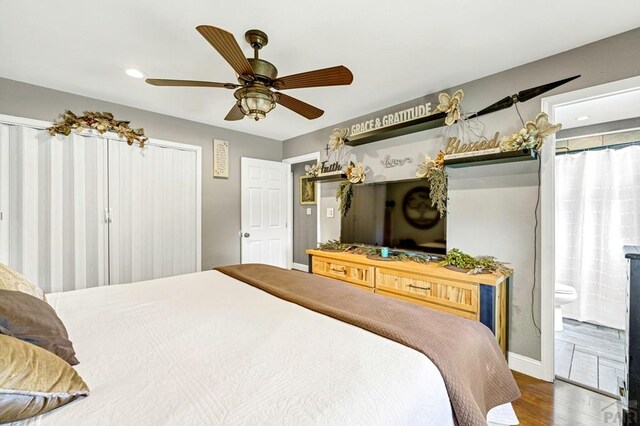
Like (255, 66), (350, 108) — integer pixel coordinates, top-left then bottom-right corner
(0, 334), (89, 422)
(0, 289), (79, 365)
(0, 263), (45, 301)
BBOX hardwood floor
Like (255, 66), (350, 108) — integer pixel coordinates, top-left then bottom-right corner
(513, 371), (621, 425)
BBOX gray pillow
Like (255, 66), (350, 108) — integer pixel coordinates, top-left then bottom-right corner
(0, 334), (89, 422)
(0, 289), (79, 365)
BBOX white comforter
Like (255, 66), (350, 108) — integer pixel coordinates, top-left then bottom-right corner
(28, 270), (516, 425)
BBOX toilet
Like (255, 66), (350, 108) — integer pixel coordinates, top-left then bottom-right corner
(555, 284), (578, 332)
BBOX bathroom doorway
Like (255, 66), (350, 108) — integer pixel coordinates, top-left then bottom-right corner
(553, 132), (640, 395)
(550, 90), (640, 396)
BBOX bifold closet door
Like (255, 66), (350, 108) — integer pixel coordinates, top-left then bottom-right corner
(0, 125), (10, 264)
(108, 140), (197, 285)
(0, 124), (108, 292)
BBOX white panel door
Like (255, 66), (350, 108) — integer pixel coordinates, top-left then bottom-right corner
(108, 139), (198, 284)
(240, 157), (289, 267)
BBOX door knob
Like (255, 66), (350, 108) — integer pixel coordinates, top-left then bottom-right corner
(243, 233), (250, 238)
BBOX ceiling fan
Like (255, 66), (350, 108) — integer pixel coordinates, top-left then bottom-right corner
(146, 25), (354, 121)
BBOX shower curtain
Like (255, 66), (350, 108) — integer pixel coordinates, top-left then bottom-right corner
(555, 145), (640, 330)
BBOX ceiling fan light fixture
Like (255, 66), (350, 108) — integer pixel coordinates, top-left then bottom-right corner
(235, 86), (278, 121)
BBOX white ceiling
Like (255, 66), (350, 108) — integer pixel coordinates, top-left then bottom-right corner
(1, 1), (639, 141)
(555, 88), (640, 130)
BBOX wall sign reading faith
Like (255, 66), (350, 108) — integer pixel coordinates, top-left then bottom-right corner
(350, 102), (434, 137)
(213, 139), (229, 178)
(381, 155), (413, 168)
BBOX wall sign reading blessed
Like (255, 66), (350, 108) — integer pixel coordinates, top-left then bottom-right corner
(443, 132), (501, 159)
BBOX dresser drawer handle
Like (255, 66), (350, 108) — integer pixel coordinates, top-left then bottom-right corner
(408, 284), (431, 291)
(330, 265), (346, 274)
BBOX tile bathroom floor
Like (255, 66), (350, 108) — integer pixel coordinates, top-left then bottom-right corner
(555, 318), (625, 397)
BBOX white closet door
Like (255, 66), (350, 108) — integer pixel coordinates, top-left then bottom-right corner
(108, 139), (198, 285)
(1, 124), (108, 292)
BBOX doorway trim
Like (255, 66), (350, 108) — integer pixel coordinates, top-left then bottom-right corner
(540, 75), (640, 382)
(283, 152), (321, 271)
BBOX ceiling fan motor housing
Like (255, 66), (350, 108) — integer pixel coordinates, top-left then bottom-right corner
(243, 58), (278, 84)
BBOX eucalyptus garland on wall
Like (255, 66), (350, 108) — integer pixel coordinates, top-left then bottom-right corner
(415, 151), (447, 217)
(47, 110), (148, 148)
(336, 161), (367, 217)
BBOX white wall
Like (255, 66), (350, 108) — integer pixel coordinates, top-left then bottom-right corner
(320, 182), (341, 242)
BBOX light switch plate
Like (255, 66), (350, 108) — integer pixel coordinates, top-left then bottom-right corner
(327, 207), (334, 218)
(306, 208), (312, 215)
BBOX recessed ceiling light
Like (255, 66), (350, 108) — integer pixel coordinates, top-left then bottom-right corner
(576, 115), (590, 121)
(125, 68), (145, 79)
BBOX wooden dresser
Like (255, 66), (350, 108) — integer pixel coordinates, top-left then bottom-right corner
(306, 249), (511, 355)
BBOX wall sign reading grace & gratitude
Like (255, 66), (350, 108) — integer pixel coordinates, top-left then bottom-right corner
(350, 102), (435, 137)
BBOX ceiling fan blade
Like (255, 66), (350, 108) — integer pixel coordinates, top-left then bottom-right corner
(276, 93), (324, 119)
(145, 79), (239, 89)
(196, 25), (255, 79)
(224, 103), (245, 121)
(272, 66), (353, 90)
(516, 75), (581, 103)
(473, 96), (515, 117)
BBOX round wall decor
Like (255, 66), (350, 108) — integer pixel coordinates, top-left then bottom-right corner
(402, 186), (440, 229)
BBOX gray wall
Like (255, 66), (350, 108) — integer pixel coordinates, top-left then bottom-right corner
(0, 77), (283, 270)
(283, 27), (640, 361)
(292, 162), (317, 265)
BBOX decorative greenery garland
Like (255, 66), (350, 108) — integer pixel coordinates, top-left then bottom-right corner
(318, 240), (431, 264)
(415, 151), (447, 217)
(440, 248), (512, 275)
(335, 161), (367, 217)
(48, 110), (148, 148)
(336, 181), (353, 217)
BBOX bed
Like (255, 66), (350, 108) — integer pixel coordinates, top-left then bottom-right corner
(18, 268), (519, 425)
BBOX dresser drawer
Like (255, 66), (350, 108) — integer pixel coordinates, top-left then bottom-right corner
(376, 289), (477, 320)
(312, 257), (375, 288)
(375, 268), (478, 314)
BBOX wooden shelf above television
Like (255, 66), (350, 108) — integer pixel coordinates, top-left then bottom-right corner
(307, 173), (347, 183)
(444, 149), (538, 168)
(344, 112), (447, 147)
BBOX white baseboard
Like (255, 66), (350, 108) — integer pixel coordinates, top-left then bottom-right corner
(292, 263), (309, 272)
(508, 352), (543, 379)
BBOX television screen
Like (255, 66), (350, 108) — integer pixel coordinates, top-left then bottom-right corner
(340, 179), (446, 254)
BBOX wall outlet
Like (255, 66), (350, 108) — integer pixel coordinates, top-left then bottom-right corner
(306, 208), (312, 215)
(327, 207), (334, 218)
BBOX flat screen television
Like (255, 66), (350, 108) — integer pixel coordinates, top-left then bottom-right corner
(340, 178), (446, 254)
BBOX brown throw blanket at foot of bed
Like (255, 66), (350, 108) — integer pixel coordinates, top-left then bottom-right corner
(215, 263), (520, 426)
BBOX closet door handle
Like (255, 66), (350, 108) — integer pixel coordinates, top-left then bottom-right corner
(104, 208), (112, 224)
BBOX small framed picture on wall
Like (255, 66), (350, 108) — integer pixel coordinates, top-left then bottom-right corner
(213, 139), (229, 178)
(299, 176), (317, 205)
